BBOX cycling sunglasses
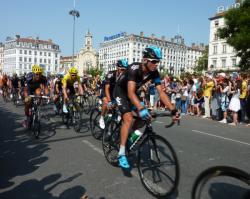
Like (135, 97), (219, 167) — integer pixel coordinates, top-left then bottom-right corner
(148, 59), (160, 64)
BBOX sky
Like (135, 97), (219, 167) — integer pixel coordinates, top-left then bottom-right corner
(1, 0), (236, 56)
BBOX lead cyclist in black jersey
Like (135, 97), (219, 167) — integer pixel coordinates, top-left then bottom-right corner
(114, 46), (179, 169)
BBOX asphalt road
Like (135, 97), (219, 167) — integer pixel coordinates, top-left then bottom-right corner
(0, 99), (249, 199)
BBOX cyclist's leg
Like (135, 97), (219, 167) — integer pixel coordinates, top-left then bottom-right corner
(116, 96), (133, 168)
(99, 96), (108, 129)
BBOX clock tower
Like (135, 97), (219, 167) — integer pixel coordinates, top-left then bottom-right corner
(85, 30), (92, 50)
(76, 29), (98, 76)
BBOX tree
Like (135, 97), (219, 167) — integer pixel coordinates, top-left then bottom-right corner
(86, 67), (103, 77)
(218, 0), (250, 70)
(193, 46), (208, 72)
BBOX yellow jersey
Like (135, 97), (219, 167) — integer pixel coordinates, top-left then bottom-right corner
(62, 73), (80, 87)
(240, 80), (247, 99)
(203, 81), (214, 98)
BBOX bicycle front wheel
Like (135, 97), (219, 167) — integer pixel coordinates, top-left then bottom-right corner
(138, 134), (180, 198)
(89, 108), (103, 140)
(102, 120), (120, 167)
(32, 113), (41, 139)
(191, 166), (250, 199)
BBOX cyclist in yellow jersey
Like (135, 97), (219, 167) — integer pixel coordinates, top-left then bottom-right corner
(62, 67), (83, 113)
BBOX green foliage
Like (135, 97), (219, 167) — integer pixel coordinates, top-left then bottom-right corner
(193, 46), (208, 72)
(86, 67), (103, 77)
(159, 69), (169, 78)
(218, 0), (250, 70)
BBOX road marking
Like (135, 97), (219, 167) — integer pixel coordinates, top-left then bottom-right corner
(192, 130), (250, 147)
(81, 139), (140, 179)
(82, 140), (103, 155)
(155, 121), (163, 124)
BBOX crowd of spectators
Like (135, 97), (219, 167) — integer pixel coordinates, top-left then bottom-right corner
(142, 72), (250, 127)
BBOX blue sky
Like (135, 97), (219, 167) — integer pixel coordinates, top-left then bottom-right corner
(1, 0), (235, 56)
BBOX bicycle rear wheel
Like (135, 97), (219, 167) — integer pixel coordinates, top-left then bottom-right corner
(73, 110), (82, 133)
(137, 134), (180, 198)
(191, 166), (250, 199)
(102, 120), (120, 167)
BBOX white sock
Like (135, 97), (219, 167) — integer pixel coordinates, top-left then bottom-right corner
(118, 145), (125, 156)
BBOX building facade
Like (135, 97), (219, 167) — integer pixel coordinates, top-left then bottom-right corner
(208, 2), (241, 71)
(0, 43), (4, 73)
(99, 32), (204, 75)
(60, 55), (76, 74)
(3, 35), (60, 75)
(76, 30), (98, 76)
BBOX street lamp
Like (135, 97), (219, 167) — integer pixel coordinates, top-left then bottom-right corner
(69, 0), (80, 67)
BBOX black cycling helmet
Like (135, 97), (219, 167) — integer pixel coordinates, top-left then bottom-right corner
(116, 59), (129, 68)
(143, 46), (162, 60)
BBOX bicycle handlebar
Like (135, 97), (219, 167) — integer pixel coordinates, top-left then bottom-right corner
(133, 110), (180, 128)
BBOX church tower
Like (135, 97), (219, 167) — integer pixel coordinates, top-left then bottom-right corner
(85, 30), (92, 50)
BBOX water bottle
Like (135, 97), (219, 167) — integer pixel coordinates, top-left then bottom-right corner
(129, 130), (143, 144)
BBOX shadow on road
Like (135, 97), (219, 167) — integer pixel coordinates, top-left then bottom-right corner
(0, 102), (50, 190)
(0, 172), (87, 199)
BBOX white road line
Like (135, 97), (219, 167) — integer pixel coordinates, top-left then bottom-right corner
(82, 140), (103, 155)
(192, 130), (250, 147)
(155, 121), (163, 124)
(81, 139), (140, 179)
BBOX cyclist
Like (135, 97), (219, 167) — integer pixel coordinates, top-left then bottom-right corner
(23, 65), (49, 128)
(53, 74), (63, 113)
(10, 73), (20, 99)
(99, 59), (129, 129)
(114, 46), (179, 169)
(62, 67), (83, 113)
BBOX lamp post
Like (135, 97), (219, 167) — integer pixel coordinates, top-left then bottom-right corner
(69, 0), (80, 67)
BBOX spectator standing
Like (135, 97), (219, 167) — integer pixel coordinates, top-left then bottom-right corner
(239, 73), (248, 123)
(181, 80), (189, 115)
(228, 80), (241, 126)
(202, 75), (214, 118)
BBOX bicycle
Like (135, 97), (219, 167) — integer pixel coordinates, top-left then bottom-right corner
(28, 95), (49, 139)
(62, 95), (83, 132)
(90, 99), (120, 140)
(191, 166), (250, 199)
(54, 92), (63, 115)
(102, 111), (180, 198)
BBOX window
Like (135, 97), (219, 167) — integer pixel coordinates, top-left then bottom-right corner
(24, 57), (27, 62)
(19, 57), (22, 61)
(214, 33), (218, 41)
(222, 44), (227, 53)
(221, 59), (226, 68)
(40, 52), (42, 56)
(40, 59), (42, 63)
(34, 51), (37, 55)
(55, 53), (58, 58)
(44, 52), (47, 56)
(24, 50), (27, 54)
(212, 60), (217, 68)
(44, 59), (47, 63)
(232, 58), (236, 67)
(34, 58), (37, 63)
(213, 45), (217, 54)
(29, 51), (31, 55)
(215, 20), (219, 27)
(20, 50), (22, 54)
(29, 58), (32, 62)
(48, 52), (51, 57)
(19, 64), (22, 69)
(48, 59), (51, 64)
